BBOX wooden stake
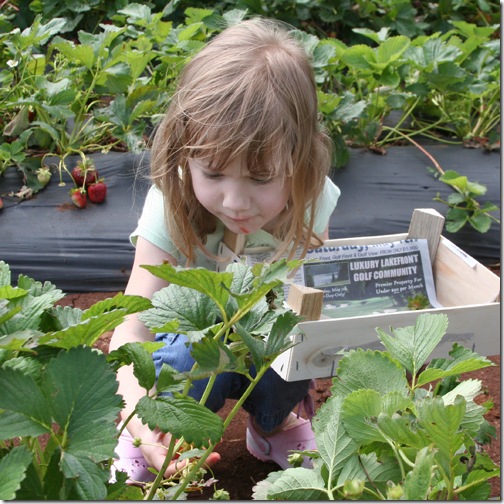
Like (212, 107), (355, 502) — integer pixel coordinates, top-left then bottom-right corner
(407, 208), (445, 262)
(287, 284), (324, 321)
(223, 228), (246, 255)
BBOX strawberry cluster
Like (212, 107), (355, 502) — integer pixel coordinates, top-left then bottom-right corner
(70, 158), (107, 209)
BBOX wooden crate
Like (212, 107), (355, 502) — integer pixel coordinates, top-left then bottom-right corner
(271, 209), (500, 381)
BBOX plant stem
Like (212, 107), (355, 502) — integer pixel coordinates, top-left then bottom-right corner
(170, 365), (271, 500)
(383, 128), (445, 176)
(144, 435), (177, 500)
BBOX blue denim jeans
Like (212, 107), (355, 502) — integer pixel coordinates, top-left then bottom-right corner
(152, 333), (311, 433)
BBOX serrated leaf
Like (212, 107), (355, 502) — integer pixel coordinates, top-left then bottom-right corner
(136, 395), (224, 447)
(417, 344), (493, 387)
(44, 347), (122, 461)
(264, 311), (301, 358)
(0, 261), (11, 287)
(331, 349), (408, 398)
(336, 452), (402, 487)
(0, 285), (27, 300)
(59, 452), (108, 500)
(415, 395), (466, 472)
(376, 36), (410, 65)
(341, 389), (386, 444)
(39, 309), (131, 348)
(312, 395), (358, 472)
(377, 410), (430, 448)
(252, 470), (284, 500)
(403, 447), (435, 500)
(107, 341), (161, 391)
(0, 367), (52, 440)
(2, 288), (66, 333)
(233, 323), (265, 370)
(342, 44), (376, 70)
(142, 264), (233, 309)
(82, 293), (151, 320)
(469, 213), (492, 233)
(190, 337), (238, 373)
(376, 313), (449, 375)
(264, 467), (328, 500)
(139, 284), (218, 333)
(156, 363), (186, 395)
(0, 445), (33, 500)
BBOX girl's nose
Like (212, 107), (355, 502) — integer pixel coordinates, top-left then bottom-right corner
(221, 185), (251, 212)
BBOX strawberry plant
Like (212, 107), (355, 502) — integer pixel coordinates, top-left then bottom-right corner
(0, 257), (304, 500)
(253, 313), (499, 500)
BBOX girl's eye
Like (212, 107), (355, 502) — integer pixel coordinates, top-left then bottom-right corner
(203, 172), (223, 180)
(251, 176), (273, 185)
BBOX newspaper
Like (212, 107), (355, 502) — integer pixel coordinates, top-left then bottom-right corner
(217, 238), (441, 319)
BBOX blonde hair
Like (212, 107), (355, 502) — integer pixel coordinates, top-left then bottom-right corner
(150, 17), (332, 264)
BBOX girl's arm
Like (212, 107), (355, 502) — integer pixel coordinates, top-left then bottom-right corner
(109, 237), (184, 474)
(319, 226), (329, 241)
(109, 236), (174, 430)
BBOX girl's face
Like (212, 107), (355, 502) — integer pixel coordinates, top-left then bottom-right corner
(188, 156), (290, 235)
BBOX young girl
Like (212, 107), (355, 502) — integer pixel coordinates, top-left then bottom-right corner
(109, 17), (340, 483)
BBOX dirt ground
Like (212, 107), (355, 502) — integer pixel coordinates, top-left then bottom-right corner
(60, 291), (501, 500)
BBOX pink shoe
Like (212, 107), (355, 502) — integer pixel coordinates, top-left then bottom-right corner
(246, 413), (316, 469)
(110, 423), (156, 485)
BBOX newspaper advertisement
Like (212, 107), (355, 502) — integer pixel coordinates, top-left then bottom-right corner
(217, 238), (441, 319)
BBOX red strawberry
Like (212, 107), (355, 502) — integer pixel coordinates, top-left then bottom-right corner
(87, 179), (107, 204)
(70, 188), (87, 208)
(71, 158), (99, 187)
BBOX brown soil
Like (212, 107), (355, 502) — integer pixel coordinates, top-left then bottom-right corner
(60, 291), (501, 500)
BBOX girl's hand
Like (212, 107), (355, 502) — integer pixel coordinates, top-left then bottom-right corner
(139, 428), (221, 478)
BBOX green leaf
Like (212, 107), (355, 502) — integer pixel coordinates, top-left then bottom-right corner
(376, 313), (449, 375)
(415, 395), (466, 472)
(190, 337), (239, 374)
(0, 445), (33, 500)
(39, 310), (132, 349)
(469, 213), (492, 233)
(1, 287), (65, 334)
(341, 389), (387, 444)
(141, 264), (233, 309)
(82, 293), (151, 320)
(59, 452), (109, 500)
(445, 208), (469, 232)
(264, 311), (301, 359)
(233, 323), (266, 370)
(402, 447), (435, 500)
(441, 378), (486, 433)
(337, 452), (402, 489)
(417, 344), (493, 387)
(376, 409), (430, 448)
(376, 36), (410, 65)
(51, 37), (96, 69)
(136, 395), (224, 447)
(0, 285), (27, 300)
(342, 44), (376, 71)
(263, 467), (328, 500)
(139, 284), (218, 333)
(107, 341), (160, 391)
(44, 347), (122, 461)
(313, 395), (358, 472)
(0, 367), (52, 439)
(331, 349), (408, 398)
